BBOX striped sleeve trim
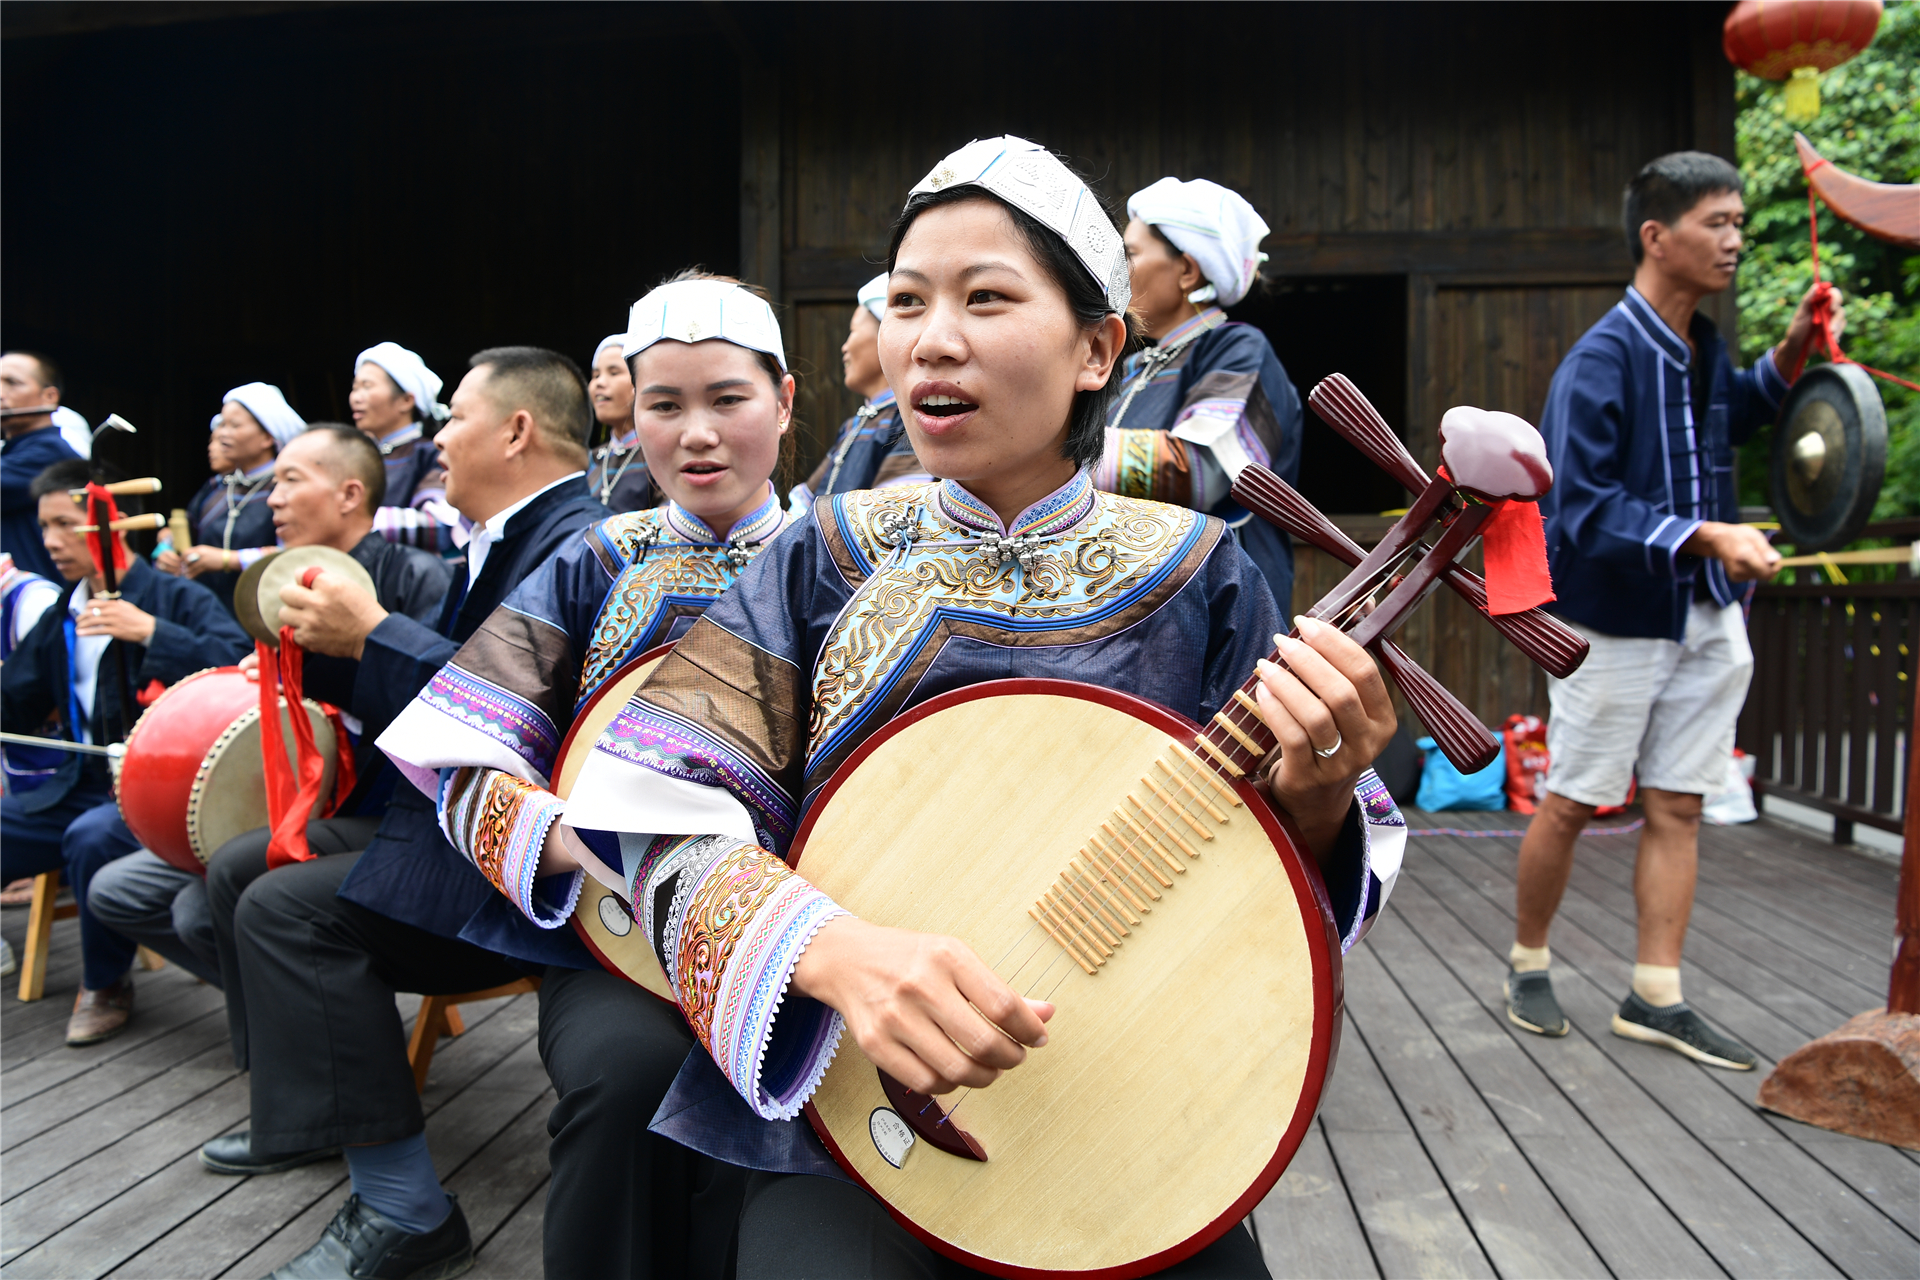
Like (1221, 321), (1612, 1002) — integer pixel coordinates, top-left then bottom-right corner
(1644, 515), (1702, 578)
(1754, 346), (1790, 407)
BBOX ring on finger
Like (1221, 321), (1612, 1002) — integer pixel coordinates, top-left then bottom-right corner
(1313, 731), (1342, 759)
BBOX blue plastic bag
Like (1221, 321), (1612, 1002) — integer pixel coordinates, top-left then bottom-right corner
(1413, 736), (1507, 812)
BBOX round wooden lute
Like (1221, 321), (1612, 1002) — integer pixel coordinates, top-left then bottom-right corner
(555, 643), (675, 1002)
(793, 678), (1338, 1279)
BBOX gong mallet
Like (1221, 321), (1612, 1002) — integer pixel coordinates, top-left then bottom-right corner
(1303, 373), (1588, 678)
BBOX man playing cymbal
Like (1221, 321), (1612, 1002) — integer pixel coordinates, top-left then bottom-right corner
(87, 425), (452, 994)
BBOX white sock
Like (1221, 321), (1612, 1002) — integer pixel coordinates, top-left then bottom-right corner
(1509, 942), (1551, 973)
(1632, 963), (1682, 1008)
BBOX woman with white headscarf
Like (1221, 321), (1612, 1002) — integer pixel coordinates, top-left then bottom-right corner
(789, 272), (927, 508)
(352, 341), (464, 555)
(584, 333), (654, 512)
(156, 382), (304, 608)
(1099, 177), (1304, 608)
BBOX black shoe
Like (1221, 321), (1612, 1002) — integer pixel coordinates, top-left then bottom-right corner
(1504, 968), (1568, 1036)
(268, 1193), (472, 1279)
(1611, 992), (1757, 1070)
(200, 1130), (341, 1176)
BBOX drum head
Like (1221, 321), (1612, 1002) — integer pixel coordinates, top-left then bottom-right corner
(237, 546), (378, 647)
(188, 700), (340, 862)
(1771, 364), (1887, 552)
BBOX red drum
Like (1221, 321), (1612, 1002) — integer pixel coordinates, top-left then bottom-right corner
(116, 667), (340, 875)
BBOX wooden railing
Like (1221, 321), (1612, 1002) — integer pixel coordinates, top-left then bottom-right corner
(1740, 580), (1920, 839)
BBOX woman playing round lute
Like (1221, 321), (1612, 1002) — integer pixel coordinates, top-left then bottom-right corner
(378, 270), (798, 1278)
(558, 139), (1407, 1279)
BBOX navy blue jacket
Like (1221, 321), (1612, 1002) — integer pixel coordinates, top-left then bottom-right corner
(336, 476), (609, 968)
(1539, 287), (1789, 642)
(1, 558), (253, 812)
(1, 426), (80, 581)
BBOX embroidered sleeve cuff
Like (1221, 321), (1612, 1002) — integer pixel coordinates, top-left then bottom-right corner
(440, 767), (580, 927)
(1096, 427), (1194, 506)
(1323, 769), (1406, 952)
(647, 835), (850, 1121)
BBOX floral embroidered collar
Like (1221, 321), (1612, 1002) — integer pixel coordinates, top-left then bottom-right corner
(934, 467), (1097, 540)
(663, 481), (785, 547)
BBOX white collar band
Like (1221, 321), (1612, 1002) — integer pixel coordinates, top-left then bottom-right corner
(621, 279), (787, 371)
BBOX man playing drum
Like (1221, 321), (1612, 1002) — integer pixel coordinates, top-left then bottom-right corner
(87, 425), (452, 988)
(0, 458), (252, 1046)
(201, 348), (609, 1277)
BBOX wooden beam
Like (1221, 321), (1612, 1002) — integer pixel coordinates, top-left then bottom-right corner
(1264, 228), (1630, 280)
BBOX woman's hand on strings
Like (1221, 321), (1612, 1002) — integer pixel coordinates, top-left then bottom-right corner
(1252, 615), (1397, 861)
(237, 651), (260, 683)
(792, 916), (1053, 1095)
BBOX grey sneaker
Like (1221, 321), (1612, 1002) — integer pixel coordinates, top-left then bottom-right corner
(1505, 968), (1568, 1036)
(1611, 992), (1756, 1070)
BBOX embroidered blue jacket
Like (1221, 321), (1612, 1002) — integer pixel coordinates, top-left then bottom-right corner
(1538, 287), (1789, 642)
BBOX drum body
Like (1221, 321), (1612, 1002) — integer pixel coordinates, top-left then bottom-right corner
(795, 680), (1339, 1278)
(117, 667), (340, 874)
(557, 645), (675, 1002)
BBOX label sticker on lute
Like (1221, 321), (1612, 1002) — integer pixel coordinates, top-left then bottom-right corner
(870, 1108), (915, 1169)
(597, 893), (633, 937)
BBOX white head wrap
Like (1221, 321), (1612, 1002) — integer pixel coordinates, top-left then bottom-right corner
(220, 382), (306, 450)
(620, 278), (787, 371)
(856, 272), (889, 323)
(591, 334), (627, 365)
(908, 136), (1129, 314)
(355, 341), (448, 423)
(1125, 177), (1271, 307)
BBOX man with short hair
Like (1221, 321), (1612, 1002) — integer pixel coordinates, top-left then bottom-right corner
(1, 458), (252, 1044)
(204, 349), (608, 1278)
(1, 352), (81, 580)
(1508, 152), (1841, 1069)
(88, 424), (453, 985)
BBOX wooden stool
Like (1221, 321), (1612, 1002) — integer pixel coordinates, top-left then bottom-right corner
(406, 977), (542, 1091)
(17, 870), (78, 1003)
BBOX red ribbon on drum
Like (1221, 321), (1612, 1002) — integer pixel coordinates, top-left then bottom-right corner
(257, 565), (357, 869)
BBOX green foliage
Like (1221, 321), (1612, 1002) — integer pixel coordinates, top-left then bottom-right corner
(1735, 0), (1919, 521)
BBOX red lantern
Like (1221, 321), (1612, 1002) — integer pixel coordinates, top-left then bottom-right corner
(1723, 1), (1884, 120)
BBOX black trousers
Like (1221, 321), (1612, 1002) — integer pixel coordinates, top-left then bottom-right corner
(205, 817), (382, 1070)
(735, 1173), (1272, 1279)
(537, 966), (744, 1280)
(230, 849), (525, 1156)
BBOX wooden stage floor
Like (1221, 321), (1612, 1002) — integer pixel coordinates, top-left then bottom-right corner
(2, 813), (1914, 1278)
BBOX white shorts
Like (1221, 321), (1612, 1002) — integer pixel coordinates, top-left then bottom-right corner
(1544, 601), (1753, 806)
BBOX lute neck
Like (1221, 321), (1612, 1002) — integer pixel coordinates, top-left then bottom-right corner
(1192, 646), (1285, 783)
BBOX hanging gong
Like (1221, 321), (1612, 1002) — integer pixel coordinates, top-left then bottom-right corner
(1769, 363), (1887, 552)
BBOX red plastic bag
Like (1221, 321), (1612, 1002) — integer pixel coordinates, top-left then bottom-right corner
(1503, 715), (1550, 814)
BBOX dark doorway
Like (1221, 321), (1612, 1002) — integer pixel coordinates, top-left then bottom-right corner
(1228, 276), (1409, 516)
